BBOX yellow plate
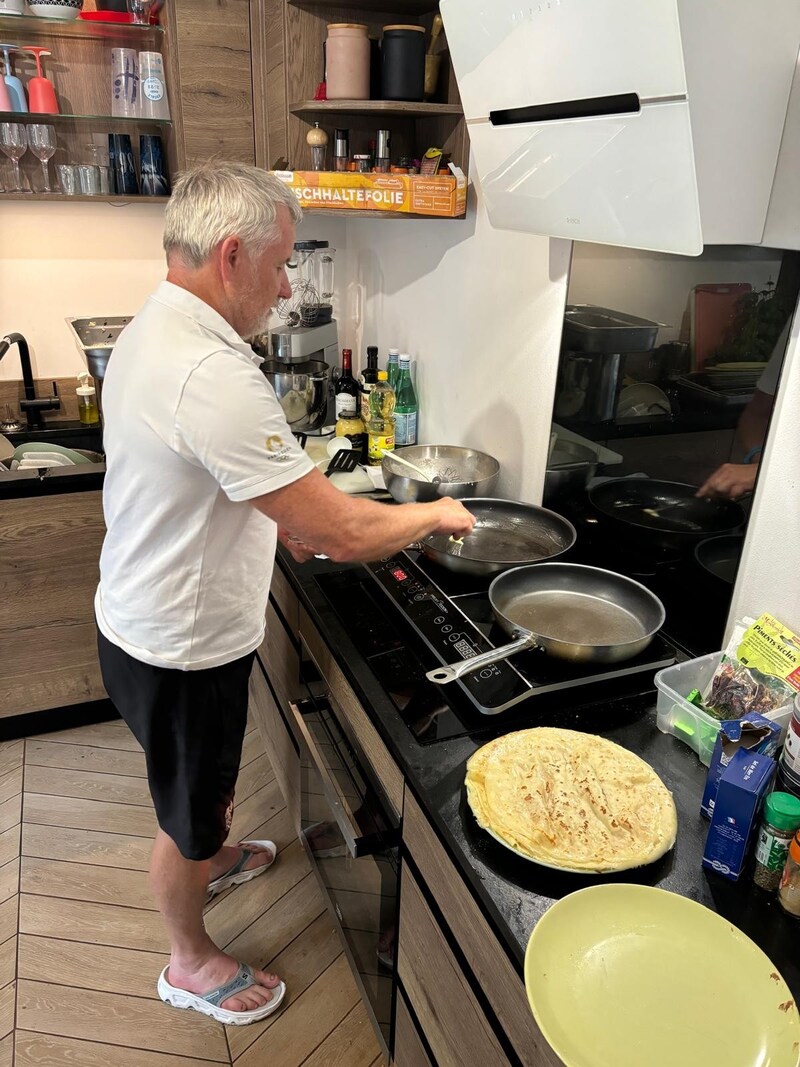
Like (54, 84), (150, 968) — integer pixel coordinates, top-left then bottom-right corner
(524, 884), (800, 1067)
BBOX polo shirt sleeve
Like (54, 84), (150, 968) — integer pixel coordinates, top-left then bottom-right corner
(174, 349), (315, 502)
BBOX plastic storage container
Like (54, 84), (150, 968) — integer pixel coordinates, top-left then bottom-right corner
(655, 651), (794, 766)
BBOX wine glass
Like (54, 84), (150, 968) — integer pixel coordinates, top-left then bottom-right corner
(0, 122), (28, 193)
(126, 0), (154, 24)
(28, 123), (57, 192)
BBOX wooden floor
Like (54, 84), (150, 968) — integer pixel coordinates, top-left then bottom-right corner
(0, 716), (384, 1066)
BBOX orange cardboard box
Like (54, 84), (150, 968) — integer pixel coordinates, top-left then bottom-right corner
(272, 170), (467, 218)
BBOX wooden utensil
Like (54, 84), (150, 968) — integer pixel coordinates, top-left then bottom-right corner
(428, 14), (443, 54)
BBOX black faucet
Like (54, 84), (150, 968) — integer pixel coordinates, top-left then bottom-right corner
(0, 332), (61, 431)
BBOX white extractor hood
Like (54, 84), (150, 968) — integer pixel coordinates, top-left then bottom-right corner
(441, 0), (800, 255)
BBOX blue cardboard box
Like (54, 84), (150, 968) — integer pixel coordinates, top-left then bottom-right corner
(700, 712), (782, 820)
(702, 749), (776, 882)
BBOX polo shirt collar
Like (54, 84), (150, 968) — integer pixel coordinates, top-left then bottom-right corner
(151, 280), (262, 365)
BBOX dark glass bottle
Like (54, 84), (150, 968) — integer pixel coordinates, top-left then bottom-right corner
(335, 348), (360, 420)
(359, 345), (379, 422)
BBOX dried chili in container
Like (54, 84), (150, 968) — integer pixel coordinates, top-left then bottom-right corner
(753, 792), (800, 891)
(778, 830), (800, 916)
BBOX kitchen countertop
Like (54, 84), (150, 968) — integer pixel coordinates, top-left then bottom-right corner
(278, 546), (800, 995)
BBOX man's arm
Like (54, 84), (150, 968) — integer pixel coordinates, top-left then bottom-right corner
(251, 467), (475, 562)
(733, 388), (773, 460)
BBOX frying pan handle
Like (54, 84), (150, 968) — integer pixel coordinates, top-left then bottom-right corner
(425, 633), (538, 685)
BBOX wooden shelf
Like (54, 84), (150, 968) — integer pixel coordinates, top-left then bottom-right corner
(290, 99), (462, 117)
(0, 111), (171, 127)
(289, 0), (438, 12)
(0, 192), (168, 203)
(0, 12), (163, 40)
(303, 206), (461, 219)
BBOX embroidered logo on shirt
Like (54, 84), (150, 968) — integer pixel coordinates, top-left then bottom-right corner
(265, 434), (293, 462)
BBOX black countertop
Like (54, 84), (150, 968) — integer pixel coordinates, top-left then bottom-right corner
(277, 547), (800, 994)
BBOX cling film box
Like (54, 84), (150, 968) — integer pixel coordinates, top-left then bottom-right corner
(272, 171), (467, 218)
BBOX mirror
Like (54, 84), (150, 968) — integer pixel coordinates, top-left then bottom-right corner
(547, 243), (799, 655)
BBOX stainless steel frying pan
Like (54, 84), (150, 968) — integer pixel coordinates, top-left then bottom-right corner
(426, 562), (665, 684)
(418, 498), (577, 577)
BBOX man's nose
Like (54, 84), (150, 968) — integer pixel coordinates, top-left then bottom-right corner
(278, 269), (292, 299)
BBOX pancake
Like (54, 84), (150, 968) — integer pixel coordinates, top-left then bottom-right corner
(465, 728), (677, 873)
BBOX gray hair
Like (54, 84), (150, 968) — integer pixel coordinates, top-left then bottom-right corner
(163, 161), (302, 268)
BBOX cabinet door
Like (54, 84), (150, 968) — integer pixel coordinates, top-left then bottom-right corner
(259, 600), (300, 714)
(397, 868), (512, 1067)
(171, 0), (256, 165)
(248, 658), (300, 831)
(394, 990), (434, 1067)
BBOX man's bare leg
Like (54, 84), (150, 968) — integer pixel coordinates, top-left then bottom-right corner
(150, 829), (281, 1012)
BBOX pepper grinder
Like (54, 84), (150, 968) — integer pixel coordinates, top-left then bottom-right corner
(306, 122), (329, 171)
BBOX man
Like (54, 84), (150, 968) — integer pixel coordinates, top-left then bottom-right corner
(697, 318), (791, 500)
(95, 162), (475, 1025)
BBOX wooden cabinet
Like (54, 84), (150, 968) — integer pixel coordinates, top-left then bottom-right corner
(393, 990), (434, 1067)
(0, 491), (106, 718)
(248, 654), (300, 829)
(397, 866), (513, 1067)
(169, 0), (257, 166)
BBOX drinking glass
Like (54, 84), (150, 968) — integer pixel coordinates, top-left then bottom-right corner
(28, 123), (56, 192)
(126, 0), (153, 24)
(0, 122), (28, 193)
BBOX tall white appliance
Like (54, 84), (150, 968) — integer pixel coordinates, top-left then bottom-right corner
(441, 0), (800, 255)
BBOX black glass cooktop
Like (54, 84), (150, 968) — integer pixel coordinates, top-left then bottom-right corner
(315, 550), (677, 746)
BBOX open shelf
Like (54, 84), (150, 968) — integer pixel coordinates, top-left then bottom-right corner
(0, 110), (172, 126)
(0, 191), (168, 202)
(290, 99), (462, 117)
(0, 12), (163, 39)
(288, 0), (438, 12)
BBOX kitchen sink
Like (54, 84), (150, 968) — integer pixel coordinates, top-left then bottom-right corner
(4, 423), (104, 456)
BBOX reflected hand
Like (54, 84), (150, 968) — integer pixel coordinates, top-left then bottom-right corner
(428, 497), (477, 540)
(696, 463), (757, 501)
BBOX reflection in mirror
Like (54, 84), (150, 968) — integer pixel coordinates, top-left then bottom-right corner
(547, 244), (800, 655)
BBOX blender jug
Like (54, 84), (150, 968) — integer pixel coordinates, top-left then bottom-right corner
(291, 240), (335, 326)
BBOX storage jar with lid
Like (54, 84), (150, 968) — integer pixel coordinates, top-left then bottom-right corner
(753, 792), (800, 891)
(326, 24), (370, 101)
(381, 25), (425, 101)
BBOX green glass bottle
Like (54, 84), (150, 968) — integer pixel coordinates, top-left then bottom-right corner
(394, 354), (418, 447)
(387, 348), (400, 392)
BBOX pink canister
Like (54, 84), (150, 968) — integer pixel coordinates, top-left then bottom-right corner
(326, 23), (370, 100)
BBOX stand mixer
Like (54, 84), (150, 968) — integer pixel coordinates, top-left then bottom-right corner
(253, 239), (338, 434)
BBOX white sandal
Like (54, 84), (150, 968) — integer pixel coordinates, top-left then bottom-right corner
(157, 962), (286, 1026)
(207, 840), (276, 898)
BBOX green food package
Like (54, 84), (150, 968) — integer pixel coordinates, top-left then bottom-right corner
(703, 613), (800, 721)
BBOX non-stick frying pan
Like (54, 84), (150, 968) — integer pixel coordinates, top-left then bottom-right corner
(418, 498), (577, 578)
(694, 534), (744, 585)
(426, 563), (665, 684)
(589, 479), (745, 551)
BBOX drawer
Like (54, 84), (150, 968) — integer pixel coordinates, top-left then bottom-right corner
(398, 866), (512, 1067)
(259, 601), (300, 713)
(403, 792), (562, 1067)
(272, 562), (299, 635)
(299, 607), (403, 818)
(393, 989), (434, 1067)
(248, 659), (300, 831)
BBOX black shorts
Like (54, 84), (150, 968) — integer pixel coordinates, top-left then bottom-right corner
(97, 628), (256, 861)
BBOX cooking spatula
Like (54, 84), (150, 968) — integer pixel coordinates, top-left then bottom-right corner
(324, 448), (361, 477)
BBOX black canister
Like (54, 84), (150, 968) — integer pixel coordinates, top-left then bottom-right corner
(381, 24), (425, 101)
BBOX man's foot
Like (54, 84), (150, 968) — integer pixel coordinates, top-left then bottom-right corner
(166, 950), (281, 1014)
(207, 840), (276, 897)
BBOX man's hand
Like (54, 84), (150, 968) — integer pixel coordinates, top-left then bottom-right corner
(696, 463), (757, 501)
(428, 497), (477, 540)
(278, 527), (318, 564)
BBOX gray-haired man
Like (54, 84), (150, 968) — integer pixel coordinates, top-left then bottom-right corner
(95, 162), (474, 1025)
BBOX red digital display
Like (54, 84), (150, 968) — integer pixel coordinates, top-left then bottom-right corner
(391, 567), (408, 582)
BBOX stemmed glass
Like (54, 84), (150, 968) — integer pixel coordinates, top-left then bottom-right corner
(28, 124), (57, 192)
(126, 0), (154, 25)
(0, 122), (28, 193)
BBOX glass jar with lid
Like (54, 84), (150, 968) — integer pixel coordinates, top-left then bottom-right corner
(753, 792), (800, 891)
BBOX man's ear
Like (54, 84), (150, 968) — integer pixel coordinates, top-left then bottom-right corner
(218, 236), (243, 284)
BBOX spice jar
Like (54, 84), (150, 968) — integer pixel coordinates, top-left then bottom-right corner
(753, 792), (800, 891)
(326, 24), (370, 101)
(778, 830), (800, 916)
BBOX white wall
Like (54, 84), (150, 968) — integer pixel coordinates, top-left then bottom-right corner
(568, 243), (783, 343)
(727, 306), (800, 633)
(342, 195), (571, 502)
(0, 203), (345, 383)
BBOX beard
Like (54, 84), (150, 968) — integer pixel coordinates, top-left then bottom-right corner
(242, 305), (274, 342)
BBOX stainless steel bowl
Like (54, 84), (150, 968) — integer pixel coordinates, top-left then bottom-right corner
(263, 359), (330, 432)
(382, 444), (500, 503)
(544, 439), (598, 502)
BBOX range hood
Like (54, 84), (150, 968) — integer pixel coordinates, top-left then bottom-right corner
(441, 0), (800, 255)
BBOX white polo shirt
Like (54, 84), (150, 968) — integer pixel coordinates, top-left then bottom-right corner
(95, 281), (314, 670)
